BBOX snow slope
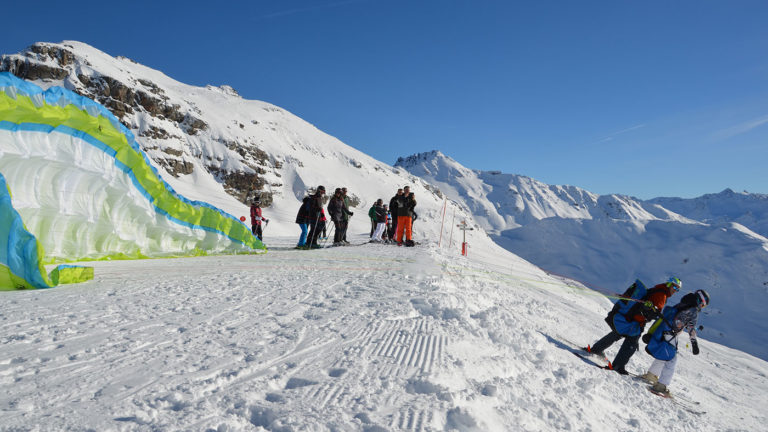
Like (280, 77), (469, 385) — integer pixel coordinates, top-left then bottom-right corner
(395, 151), (768, 360)
(2, 235), (766, 431)
(0, 41), (479, 245)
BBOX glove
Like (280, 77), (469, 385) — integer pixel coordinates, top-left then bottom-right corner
(349, 212), (354, 216)
(642, 333), (651, 344)
(640, 303), (659, 321)
(692, 340), (699, 355)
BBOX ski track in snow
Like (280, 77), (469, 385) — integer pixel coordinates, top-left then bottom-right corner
(1, 236), (767, 431)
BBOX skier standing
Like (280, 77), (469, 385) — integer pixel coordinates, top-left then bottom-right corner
(328, 188), (346, 246)
(306, 186), (327, 249)
(295, 195), (311, 247)
(586, 277), (681, 374)
(641, 290), (710, 396)
(250, 199), (269, 240)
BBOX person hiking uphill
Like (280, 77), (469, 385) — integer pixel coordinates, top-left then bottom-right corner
(585, 277), (682, 374)
(250, 199), (269, 240)
(640, 289), (710, 396)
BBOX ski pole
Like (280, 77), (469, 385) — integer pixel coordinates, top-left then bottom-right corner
(322, 222), (336, 247)
(306, 211), (321, 248)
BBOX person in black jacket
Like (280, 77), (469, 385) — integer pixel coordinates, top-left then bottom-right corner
(395, 187), (416, 246)
(295, 195), (311, 247)
(370, 199), (388, 242)
(327, 188), (346, 246)
(389, 188), (403, 242)
(306, 186), (327, 249)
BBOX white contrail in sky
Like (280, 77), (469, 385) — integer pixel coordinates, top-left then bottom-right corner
(597, 124), (646, 143)
(715, 114), (768, 140)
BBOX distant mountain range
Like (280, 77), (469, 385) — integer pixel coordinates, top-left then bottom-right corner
(396, 150), (768, 360)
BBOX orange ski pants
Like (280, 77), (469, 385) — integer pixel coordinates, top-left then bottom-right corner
(396, 216), (412, 243)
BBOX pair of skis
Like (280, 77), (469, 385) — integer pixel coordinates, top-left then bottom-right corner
(559, 337), (705, 415)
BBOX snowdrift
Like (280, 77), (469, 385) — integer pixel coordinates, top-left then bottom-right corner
(0, 73), (264, 290)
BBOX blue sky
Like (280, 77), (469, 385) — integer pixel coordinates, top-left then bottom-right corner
(2, 0), (767, 199)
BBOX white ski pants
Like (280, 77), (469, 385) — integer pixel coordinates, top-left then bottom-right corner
(371, 222), (387, 241)
(648, 334), (679, 386)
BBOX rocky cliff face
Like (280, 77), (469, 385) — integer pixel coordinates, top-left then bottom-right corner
(1, 42), (272, 205)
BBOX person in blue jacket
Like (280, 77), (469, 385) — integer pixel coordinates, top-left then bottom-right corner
(585, 277), (681, 374)
(640, 289), (710, 396)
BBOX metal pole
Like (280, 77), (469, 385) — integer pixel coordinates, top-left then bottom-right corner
(449, 207), (456, 247)
(438, 198), (447, 248)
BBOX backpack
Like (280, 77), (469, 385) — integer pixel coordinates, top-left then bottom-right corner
(605, 280), (647, 331)
(644, 305), (682, 360)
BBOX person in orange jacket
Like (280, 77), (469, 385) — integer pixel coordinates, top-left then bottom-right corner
(585, 277), (681, 374)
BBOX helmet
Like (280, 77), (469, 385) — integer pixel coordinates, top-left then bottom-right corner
(695, 289), (710, 308)
(666, 277), (682, 292)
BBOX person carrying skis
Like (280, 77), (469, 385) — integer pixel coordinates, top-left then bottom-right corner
(640, 289), (710, 396)
(370, 199), (388, 242)
(250, 199), (269, 240)
(295, 195), (311, 247)
(585, 277), (682, 374)
(306, 186), (327, 249)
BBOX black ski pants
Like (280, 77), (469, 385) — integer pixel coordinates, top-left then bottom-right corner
(591, 330), (640, 371)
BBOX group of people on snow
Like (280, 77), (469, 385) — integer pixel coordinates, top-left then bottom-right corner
(584, 277), (710, 396)
(367, 186), (417, 246)
(283, 185), (418, 249)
